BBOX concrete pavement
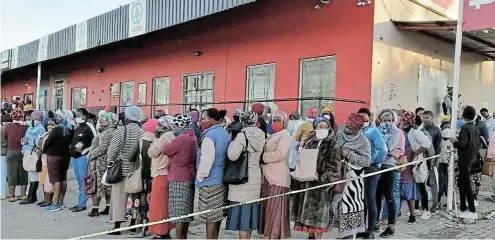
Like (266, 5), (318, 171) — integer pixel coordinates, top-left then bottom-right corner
(1, 168), (494, 239)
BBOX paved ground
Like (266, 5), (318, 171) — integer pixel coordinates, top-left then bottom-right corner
(1, 169), (494, 239)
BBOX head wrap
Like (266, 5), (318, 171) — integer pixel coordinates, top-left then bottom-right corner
(313, 117), (331, 129)
(233, 108), (243, 115)
(173, 114), (191, 129)
(240, 111), (258, 127)
(401, 111), (416, 126)
(440, 115), (451, 124)
(11, 109), (24, 121)
(31, 110), (44, 121)
(100, 112), (116, 124)
(55, 109), (73, 135)
(158, 116), (175, 129)
(98, 110), (106, 118)
(289, 111), (301, 120)
(143, 119), (158, 133)
(273, 110), (288, 124)
(306, 108), (318, 119)
(345, 113), (366, 131)
(378, 108), (398, 125)
(104, 106), (111, 112)
(125, 106), (143, 122)
(321, 106), (333, 113)
(251, 103), (265, 116)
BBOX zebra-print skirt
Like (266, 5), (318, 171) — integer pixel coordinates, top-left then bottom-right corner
(198, 184), (227, 223)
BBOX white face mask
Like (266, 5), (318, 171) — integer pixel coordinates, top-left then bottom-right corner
(323, 114), (331, 120)
(315, 129), (329, 139)
(75, 117), (85, 124)
(363, 122), (370, 128)
(33, 120), (40, 126)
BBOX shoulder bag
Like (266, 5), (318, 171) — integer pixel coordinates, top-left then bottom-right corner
(105, 126), (127, 184)
(125, 139), (143, 193)
(224, 132), (250, 185)
(22, 145), (38, 172)
(412, 155), (429, 183)
(291, 139), (322, 182)
(84, 159), (97, 195)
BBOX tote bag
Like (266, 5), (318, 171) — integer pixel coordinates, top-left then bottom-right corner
(124, 139), (143, 193)
(291, 140), (322, 182)
(224, 132), (249, 185)
(22, 146), (38, 172)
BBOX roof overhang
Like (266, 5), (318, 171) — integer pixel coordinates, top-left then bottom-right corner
(392, 20), (495, 61)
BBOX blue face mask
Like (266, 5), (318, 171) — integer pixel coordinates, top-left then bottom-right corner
(380, 122), (392, 130)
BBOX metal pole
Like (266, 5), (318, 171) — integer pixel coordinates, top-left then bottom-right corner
(36, 62), (42, 110)
(447, 0), (464, 212)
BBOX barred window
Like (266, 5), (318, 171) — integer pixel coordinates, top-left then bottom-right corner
(299, 56), (337, 115)
(246, 63), (275, 109)
(182, 71), (214, 113)
(152, 76), (170, 114)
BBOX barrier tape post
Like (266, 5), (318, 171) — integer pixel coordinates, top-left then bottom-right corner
(69, 152), (450, 240)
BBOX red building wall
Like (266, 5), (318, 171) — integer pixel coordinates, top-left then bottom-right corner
(2, 0), (374, 123)
(1, 74), (37, 105)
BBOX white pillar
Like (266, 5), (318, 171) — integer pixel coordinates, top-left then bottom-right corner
(36, 62), (42, 110)
(447, 0), (464, 212)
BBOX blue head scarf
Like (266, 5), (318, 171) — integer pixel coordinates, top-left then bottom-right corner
(313, 117), (331, 129)
(56, 110), (73, 136)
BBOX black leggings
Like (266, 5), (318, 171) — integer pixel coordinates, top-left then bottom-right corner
(417, 183), (429, 211)
(376, 167), (396, 225)
(458, 162), (476, 212)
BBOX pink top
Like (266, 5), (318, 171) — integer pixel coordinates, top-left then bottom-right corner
(396, 126), (406, 156)
(161, 129), (198, 182)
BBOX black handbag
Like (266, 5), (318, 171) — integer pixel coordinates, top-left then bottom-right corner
(224, 132), (250, 185)
(105, 126), (127, 184)
(36, 155), (42, 172)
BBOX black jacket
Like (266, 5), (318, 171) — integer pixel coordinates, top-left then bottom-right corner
(69, 122), (96, 158)
(424, 124), (442, 155)
(43, 126), (74, 158)
(454, 122), (480, 165)
(475, 120), (489, 149)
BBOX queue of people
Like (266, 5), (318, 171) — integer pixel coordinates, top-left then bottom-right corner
(0, 101), (494, 239)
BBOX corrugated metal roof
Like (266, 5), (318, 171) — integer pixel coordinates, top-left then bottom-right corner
(2, 0), (255, 72)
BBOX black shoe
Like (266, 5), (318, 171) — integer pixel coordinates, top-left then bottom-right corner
(68, 205), (79, 211)
(39, 202), (52, 207)
(72, 206), (87, 212)
(151, 234), (171, 239)
(408, 215), (416, 224)
(363, 232), (374, 239)
(107, 230), (121, 236)
(129, 219), (137, 232)
(380, 227), (395, 238)
(88, 209), (99, 217)
(99, 206), (110, 215)
(36, 200), (46, 206)
(356, 232), (367, 238)
(19, 198), (35, 205)
(374, 224), (380, 232)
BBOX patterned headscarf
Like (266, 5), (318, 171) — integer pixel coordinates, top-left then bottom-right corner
(345, 113), (366, 131)
(321, 106), (334, 113)
(240, 110), (258, 127)
(173, 114), (191, 129)
(273, 110), (288, 125)
(401, 111), (416, 126)
(158, 116), (174, 129)
(30, 110), (44, 121)
(11, 109), (24, 121)
(56, 109), (73, 135)
(100, 112), (116, 124)
(313, 117), (331, 129)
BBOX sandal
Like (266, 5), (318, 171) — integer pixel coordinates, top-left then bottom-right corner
(7, 196), (17, 202)
(18, 196), (27, 200)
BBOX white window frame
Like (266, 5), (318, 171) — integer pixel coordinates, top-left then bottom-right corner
(298, 55), (337, 114)
(120, 81), (135, 107)
(152, 76), (171, 115)
(245, 63), (275, 109)
(181, 71), (214, 113)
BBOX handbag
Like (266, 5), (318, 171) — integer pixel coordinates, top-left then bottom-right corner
(395, 155), (408, 172)
(412, 155), (429, 183)
(482, 158), (493, 177)
(105, 126), (127, 184)
(125, 139), (143, 193)
(291, 140), (322, 182)
(22, 146), (38, 172)
(224, 132), (250, 185)
(84, 160), (97, 195)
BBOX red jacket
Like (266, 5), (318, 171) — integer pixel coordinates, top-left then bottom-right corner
(161, 129), (198, 182)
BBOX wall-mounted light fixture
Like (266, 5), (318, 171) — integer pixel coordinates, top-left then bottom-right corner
(193, 51), (202, 57)
(25, 83), (30, 86)
(97, 68), (104, 73)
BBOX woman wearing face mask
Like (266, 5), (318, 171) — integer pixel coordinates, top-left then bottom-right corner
(86, 112), (116, 217)
(230, 108), (243, 140)
(106, 106), (144, 235)
(35, 118), (56, 207)
(19, 110), (46, 204)
(329, 113), (371, 239)
(225, 111), (265, 239)
(146, 117), (177, 239)
(162, 114), (197, 239)
(398, 111), (431, 225)
(196, 108), (231, 239)
(43, 110), (74, 211)
(259, 110), (292, 239)
(375, 109), (404, 237)
(3, 109), (29, 202)
(292, 117), (338, 239)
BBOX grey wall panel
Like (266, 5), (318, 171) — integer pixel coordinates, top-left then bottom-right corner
(47, 26), (76, 59)
(17, 41), (38, 68)
(88, 5), (129, 48)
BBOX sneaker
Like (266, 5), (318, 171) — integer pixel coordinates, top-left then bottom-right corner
(415, 209), (421, 215)
(60, 203), (66, 209)
(430, 207), (439, 215)
(380, 227), (395, 238)
(408, 216), (416, 224)
(397, 212), (402, 219)
(44, 204), (62, 212)
(421, 210), (432, 220)
(460, 212), (478, 219)
(474, 200), (479, 207)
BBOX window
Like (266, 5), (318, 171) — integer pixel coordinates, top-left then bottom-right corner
(299, 56), (337, 115)
(120, 81), (135, 107)
(53, 80), (66, 110)
(152, 77), (170, 114)
(138, 83), (147, 105)
(71, 88), (82, 109)
(182, 71), (214, 112)
(246, 63), (275, 108)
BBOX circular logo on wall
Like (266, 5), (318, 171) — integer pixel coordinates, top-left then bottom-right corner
(77, 23), (86, 41)
(132, 2), (143, 25)
(39, 38), (47, 52)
